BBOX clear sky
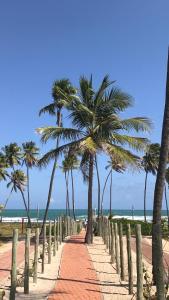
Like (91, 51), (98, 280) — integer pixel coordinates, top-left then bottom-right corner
(0, 0), (169, 210)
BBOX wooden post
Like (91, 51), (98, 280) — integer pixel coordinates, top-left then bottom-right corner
(0, 290), (5, 300)
(10, 229), (18, 300)
(56, 218), (59, 250)
(126, 223), (133, 295)
(42, 224), (46, 273)
(61, 217), (63, 242)
(119, 223), (125, 281)
(114, 223), (120, 274)
(53, 219), (56, 256)
(33, 227), (39, 284)
(59, 217), (62, 244)
(48, 221), (52, 264)
(110, 222), (115, 263)
(136, 224), (143, 300)
(108, 220), (112, 255)
(24, 228), (30, 294)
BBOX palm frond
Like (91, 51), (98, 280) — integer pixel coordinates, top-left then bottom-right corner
(121, 117), (152, 132)
(106, 87), (133, 112)
(94, 75), (115, 105)
(103, 142), (140, 169)
(37, 126), (83, 143)
(112, 133), (149, 151)
(38, 138), (85, 168)
(39, 103), (56, 116)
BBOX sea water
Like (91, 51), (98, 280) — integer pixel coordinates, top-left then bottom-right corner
(0, 209), (168, 222)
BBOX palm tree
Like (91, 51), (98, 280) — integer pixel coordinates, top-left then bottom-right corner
(61, 156), (71, 217)
(101, 157), (126, 216)
(66, 154), (79, 220)
(0, 153), (8, 221)
(22, 141), (39, 219)
(2, 143), (21, 170)
(7, 170), (31, 225)
(39, 79), (76, 234)
(37, 75), (151, 243)
(0, 152), (8, 181)
(142, 143), (160, 222)
(152, 51), (169, 298)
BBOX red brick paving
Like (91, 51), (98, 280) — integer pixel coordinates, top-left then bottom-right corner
(0, 240), (34, 283)
(48, 230), (102, 300)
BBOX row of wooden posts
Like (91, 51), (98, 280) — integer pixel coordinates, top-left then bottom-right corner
(100, 217), (143, 300)
(9, 216), (81, 300)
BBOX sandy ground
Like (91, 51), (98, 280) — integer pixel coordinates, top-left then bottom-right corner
(2, 241), (64, 300)
(87, 236), (153, 300)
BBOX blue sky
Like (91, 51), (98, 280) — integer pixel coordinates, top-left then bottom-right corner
(0, 0), (169, 210)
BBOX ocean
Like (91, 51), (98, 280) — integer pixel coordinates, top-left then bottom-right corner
(0, 209), (168, 222)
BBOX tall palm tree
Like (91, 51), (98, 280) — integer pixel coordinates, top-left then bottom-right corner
(37, 75), (151, 243)
(101, 157), (126, 216)
(2, 143), (21, 170)
(39, 79), (77, 233)
(142, 143), (160, 222)
(152, 51), (169, 298)
(61, 156), (71, 217)
(66, 154), (79, 220)
(22, 141), (39, 219)
(7, 170), (31, 225)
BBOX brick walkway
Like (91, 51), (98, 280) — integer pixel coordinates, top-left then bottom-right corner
(48, 230), (102, 300)
(0, 240), (34, 283)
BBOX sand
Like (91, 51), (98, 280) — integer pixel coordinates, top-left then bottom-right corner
(87, 235), (153, 300)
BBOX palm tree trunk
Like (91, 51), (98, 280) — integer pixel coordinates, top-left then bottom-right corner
(152, 50), (169, 298)
(109, 170), (113, 216)
(71, 168), (76, 221)
(144, 171), (148, 222)
(19, 188), (31, 226)
(40, 109), (61, 236)
(101, 170), (111, 215)
(95, 156), (100, 218)
(65, 171), (70, 217)
(40, 155), (57, 235)
(85, 153), (94, 244)
(27, 165), (30, 221)
(164, 184), (169, 230)
(65, 172), (68, 216)
(4, 188), (13, 209)
(95, 155), (101, 235)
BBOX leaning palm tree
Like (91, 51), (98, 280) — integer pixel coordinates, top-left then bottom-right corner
(141, 143), (160, 222)
(152, 51), (169, 298)
(37, 75), (151, 243)
(7, 170), (31, 225)
(22, 141), (39, 219)
(39, 79), (77, 233)
(101, 156), (126, 216)
(2, 143), (21, 170)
